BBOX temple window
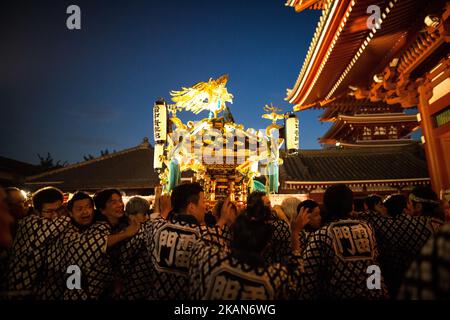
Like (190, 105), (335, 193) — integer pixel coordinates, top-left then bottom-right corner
(374, 126), (386, 135)
(362, 126), (372, 140)
(388, 126), (398, 139)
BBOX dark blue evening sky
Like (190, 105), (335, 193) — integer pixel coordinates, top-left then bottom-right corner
(1, 0), (326, 165)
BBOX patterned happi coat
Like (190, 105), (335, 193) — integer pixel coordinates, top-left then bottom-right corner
(34, 220), (111, 300)
(299, 229), (313, 254)
(188, 239), (302, 300)
(113, 222), (154, 300)
(264, 216), (292, 265)
(146, 215), (226, 300)
(298, 219), (389, 300)
(65, 222), (113, 300)
(35, 221), (80, 300)
(360, 212), (442, 297)
(398, 223), (450, 299)
(6, 215), (71, 298)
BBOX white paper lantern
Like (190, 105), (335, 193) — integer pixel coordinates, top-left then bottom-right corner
(153, 101), (167, 143)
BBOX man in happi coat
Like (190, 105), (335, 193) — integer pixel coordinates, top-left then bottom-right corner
(146, 183), (228, 300)
(299, 184), (388, 300)
(6, 187), (70, 299)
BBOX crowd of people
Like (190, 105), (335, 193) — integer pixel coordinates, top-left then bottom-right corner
(0, 183), (449, 300)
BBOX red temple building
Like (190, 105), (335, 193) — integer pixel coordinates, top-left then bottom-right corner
(285, 0), (450, 199)
(318, 96), (419, 147)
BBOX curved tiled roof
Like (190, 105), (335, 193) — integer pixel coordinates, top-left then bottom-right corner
(280, 144), (429, 182)
(25, 141), (159, 192)
(287, 0), (434, 108)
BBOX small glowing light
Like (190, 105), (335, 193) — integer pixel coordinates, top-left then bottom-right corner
(424, 15), (440, 28)
(373, 74), (384, 83)
(390, 58), (399, 67)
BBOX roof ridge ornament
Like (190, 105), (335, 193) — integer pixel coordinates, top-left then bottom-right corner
(140, 137), (150, 148)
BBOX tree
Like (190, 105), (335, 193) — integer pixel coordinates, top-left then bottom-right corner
(83, 149), (115, 162)
(37, 152), (68, 171)
(83, 154), (95, 161)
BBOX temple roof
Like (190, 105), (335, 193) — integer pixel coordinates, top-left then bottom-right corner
(285, 0), (326, 11)
(280, 144), (429, 185)
(0, 156), (42, 187)
(25, 138), (159, 192)
(286, 0), (443, 109)
(333, 113), (418, 123)
(319, 113), (419, 144)
(319, 96), (404, 121)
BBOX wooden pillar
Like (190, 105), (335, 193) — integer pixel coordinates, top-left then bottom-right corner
(418, 85), (443, 194)
(417, 55), (450, 196)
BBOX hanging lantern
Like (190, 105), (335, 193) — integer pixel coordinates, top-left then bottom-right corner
(285, 113), (299, 152)
(153, 100), (167, 143)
